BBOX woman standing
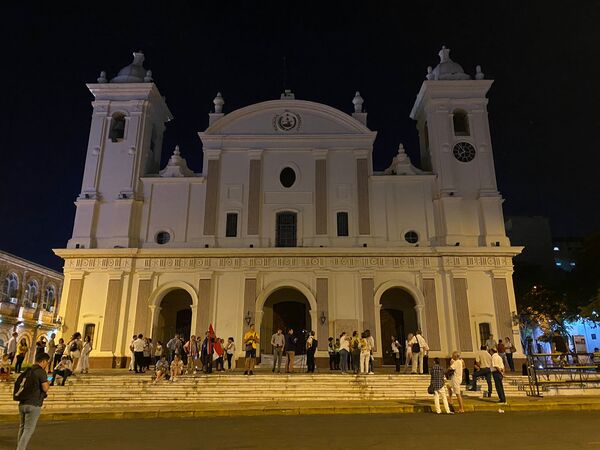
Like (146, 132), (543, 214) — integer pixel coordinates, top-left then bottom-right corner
(359, 332), (371, 374)
(15, 338), (28, 373)
(405, 333), (414, 369)
(505, 337), (516, 372)
(391, 336), (401, 373)
(154, 341), (164, 366)
(225, 337), (235, 371)
(350, 331), (361, 374)
(76, 336), (92, 374)
(67, 332), (83, 371)
(338, 332), (350, 374)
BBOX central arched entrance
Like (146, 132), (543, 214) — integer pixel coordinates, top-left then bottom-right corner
(155, 289), (193, 344)
(260, 288), (311, 355)
(379, 288), (418, 365)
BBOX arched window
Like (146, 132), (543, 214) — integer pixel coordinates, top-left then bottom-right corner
(109, 112), (126, 142)
(43, 285), (56, 311)
(3, 273), (18, 301)
(276, 211), (297, 247)
(25, 280), (39, 307)
(452, 110), (470, 136)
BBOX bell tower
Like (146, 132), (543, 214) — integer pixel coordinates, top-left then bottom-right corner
(68, 52), (173, 249)
(410, 47), (509, 247)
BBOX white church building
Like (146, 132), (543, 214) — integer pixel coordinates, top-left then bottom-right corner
(55, 47), (523, 368)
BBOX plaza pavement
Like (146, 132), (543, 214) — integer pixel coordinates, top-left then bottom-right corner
(1, 410), (600, 450)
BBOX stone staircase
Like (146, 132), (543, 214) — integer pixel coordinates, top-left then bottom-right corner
(0, 373), (528, 412)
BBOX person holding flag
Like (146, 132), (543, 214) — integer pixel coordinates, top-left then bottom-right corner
(243, 324), (260, 376)
(208, 324), (224, 374)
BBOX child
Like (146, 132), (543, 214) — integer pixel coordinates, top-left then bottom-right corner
(170, 355), (183, 381)
(0, 354), (11, 381)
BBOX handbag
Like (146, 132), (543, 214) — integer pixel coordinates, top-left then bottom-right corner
(510, 345), (517, 353)
(427, 383), (435, 395)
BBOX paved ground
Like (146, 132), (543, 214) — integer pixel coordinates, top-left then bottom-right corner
(1, 411), (599, 450)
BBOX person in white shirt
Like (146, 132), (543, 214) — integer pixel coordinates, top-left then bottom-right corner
(405, 333), (413, 368)
(469, 345), (493, 396)
(409, 330), (429, 374)
(76, 336), (92, 374)
(128, 334), (137, 371)
(271, 329), (285, 373)
(132, 334), (146, 373)
(365, 329), (375, 374)
(225, 337), (236, 371)
(6, 332), (18, 364)
(338, 332), (350, 374)
(490, 348), (507, 404)
(391, 336), (401, 373)
(485, 334), (498, 351)
(447, 351), (464, 413)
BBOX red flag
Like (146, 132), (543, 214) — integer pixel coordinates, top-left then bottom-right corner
(209, 324), (224, 356)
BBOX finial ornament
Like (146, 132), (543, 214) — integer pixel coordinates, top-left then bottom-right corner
(475, 65), (485, 80)
(144, 70), (153, 83)
(97, 71), (107, 83)
(213, 92), (224, 113)
(425, 46), (471, 80)
(426, 66), (434, 80)
(352, 91), (364, 113)
(159, 145), (194, 177)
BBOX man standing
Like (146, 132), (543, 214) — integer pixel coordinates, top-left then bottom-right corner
(490, 348), (507, 404)
(271, 329), (285, 373)
(132, 334), (146, 373)
(409, 330), (429, 374)
(551, 330), (569, 364)
(7, 332), (18, 365)
(429, 357), (452, 414)
(306, 331), (317, 373)
(469, 345), (493, 397)
(365, 329), (375, 374)
(166, 334), (179, 364)
(15, 352), (50, 450)
(284, 328), (296, 373)
(485, 334), (497, 351)
(243, 324), (259, 376)
(46, 333), (57, 372)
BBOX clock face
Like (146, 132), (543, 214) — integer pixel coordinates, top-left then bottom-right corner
(453, 142), (476, 162)
(273, 111), (300, 132)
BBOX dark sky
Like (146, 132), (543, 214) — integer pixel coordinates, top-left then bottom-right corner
(2, 2), (599, 271)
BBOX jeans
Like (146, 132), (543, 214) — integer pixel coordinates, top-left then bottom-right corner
(506, 352), (515, 371)
(351, 351), (360, 374)
(339, 349), (349, 373)
(134, 351), (145, 373)
(227, 353), (233, 370)
(307, 349), (315, 373)
(17, 404), (41, 450)
(329, 353), (336, 370)
(471, 367), (492, 396)
(394, 354), (401, 372)
(15, 354), (25, 373)
(273, 347), (283, 372)
(51, 369), (72, 386)
(492, 370), (506, 403)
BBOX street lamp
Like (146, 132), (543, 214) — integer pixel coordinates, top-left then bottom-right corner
(320, 311), (327, 325)
(244, 310), (252, 326)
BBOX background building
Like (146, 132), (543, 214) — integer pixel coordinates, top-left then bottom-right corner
(0, 251), (63, 360)
(54, 48), (523, 368)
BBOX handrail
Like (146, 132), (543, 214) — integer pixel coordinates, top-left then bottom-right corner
(526, 352), (600, 397)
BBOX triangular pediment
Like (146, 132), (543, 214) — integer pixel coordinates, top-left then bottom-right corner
(203, 100), (372, 136)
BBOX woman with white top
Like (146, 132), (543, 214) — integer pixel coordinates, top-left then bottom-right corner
(338, 332), (350, 374)
(225, 337), (236, 371)
(67, 332), (83, 372)
(76, 335), (92, 374)
(447, 351), (465, 413)
(391, 336), (401, 372)
(405, 333), (414, 368)
(359, 332), (372, 374)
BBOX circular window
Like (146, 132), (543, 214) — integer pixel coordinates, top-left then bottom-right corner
(404, 231), (419, 244)
(279, 167), (296, 188)
(155, 231), (171, 245)
(453, 142), (476, 162)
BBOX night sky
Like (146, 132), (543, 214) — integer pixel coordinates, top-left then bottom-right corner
(2, 3), (599, 271)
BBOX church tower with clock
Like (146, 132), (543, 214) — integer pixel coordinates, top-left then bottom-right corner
(411, 46), (508, 248)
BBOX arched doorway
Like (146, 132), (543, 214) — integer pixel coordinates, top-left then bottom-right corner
(379, 288), (418, 365)
(260, 288), (311, 355)
(155, 289), (193, 344)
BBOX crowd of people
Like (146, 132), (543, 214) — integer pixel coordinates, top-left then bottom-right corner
(1, 331), (93, 385)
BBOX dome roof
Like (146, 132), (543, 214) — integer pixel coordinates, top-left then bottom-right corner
(110, 52), (149, 83)
(427, 47), (471, 81)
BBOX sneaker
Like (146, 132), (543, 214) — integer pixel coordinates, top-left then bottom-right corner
(368, 372), (374, 375)
(499, 401), (508, 405)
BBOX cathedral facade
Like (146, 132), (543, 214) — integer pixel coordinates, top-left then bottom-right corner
(55, 48), (522, 367)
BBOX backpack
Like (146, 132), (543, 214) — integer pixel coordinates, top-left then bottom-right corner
(411, 338), (421, 354)
(13, 368), (37, 402)
(352, 339), (360, 351)
(69, 341), (79, 352)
